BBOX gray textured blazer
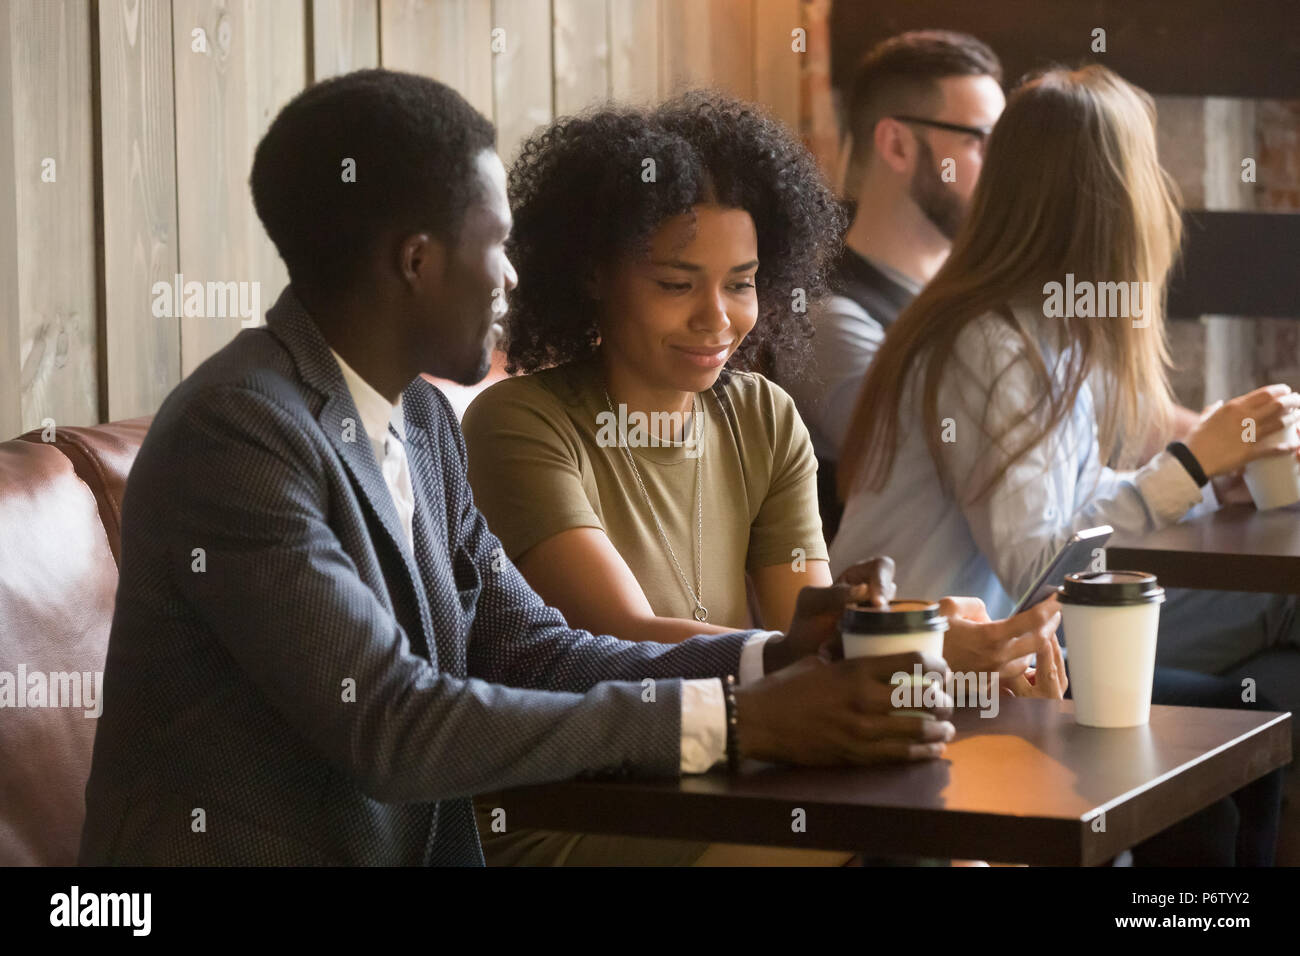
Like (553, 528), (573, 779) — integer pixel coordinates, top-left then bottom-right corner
(79, 286), (752, 865)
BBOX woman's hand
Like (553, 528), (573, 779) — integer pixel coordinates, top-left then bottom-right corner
(1210, 467), (1255, 506)
(938, 595), (1060, 682)
(834, 556), (897, 609)
(1183, 385), (1300, 478)
(1002, 628), (1067, 699)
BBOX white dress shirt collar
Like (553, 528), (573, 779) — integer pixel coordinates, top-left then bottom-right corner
(329, 348), (416, 553)
(329, 348), (405, 442)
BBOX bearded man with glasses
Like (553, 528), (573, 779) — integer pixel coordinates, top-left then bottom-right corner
(784, 30), (1005, 537)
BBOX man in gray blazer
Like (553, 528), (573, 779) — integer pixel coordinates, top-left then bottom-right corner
(79, 70), (955, 866)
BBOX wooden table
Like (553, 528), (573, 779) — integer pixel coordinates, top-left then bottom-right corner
(1108, 503), (1300, 594)
(498, 698), (1291, 866)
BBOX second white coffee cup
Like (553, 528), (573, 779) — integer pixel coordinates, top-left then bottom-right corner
(1059, 570), (1165, 728)
(1243, 421), (1300, 510)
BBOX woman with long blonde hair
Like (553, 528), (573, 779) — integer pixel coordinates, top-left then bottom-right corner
(832, 64), (1300, 695)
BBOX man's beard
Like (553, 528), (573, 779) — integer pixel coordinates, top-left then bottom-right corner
(447, 316), (498, 386)
(909, 138), (967, 241)
(446, 342), (493, 387)
(464, 346), (493, 386)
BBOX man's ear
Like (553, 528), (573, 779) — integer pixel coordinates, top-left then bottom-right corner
(873, 117), (913, 176)
(399, 232), (448, 293)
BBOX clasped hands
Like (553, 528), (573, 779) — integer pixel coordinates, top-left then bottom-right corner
(769, 556), (1066, 700)
(737, 556), (1063, 766)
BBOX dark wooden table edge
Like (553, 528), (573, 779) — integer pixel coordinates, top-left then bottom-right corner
(1105, 546), (1298, 593)
(497, 712), (1293, 866)
(1076, 711), (1292, 865)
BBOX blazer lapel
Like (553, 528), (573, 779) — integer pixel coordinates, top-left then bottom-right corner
(264, 287), (438, 662)
(401, 421), (469, 677)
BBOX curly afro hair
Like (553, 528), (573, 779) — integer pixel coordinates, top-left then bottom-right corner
(502, 90), (846, 378)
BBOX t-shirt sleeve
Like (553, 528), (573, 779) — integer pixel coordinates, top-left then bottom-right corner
(461, 380), (603, 562)
(745, 377), (830, 570)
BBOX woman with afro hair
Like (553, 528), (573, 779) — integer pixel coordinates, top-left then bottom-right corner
(461, 92), (886, 865)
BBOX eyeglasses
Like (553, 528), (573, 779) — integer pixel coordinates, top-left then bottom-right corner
(889, 115), (993, 147)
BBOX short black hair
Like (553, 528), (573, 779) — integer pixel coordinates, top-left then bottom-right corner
(250, 69), (496, 298)
(503, 91), (845, 378)
(844, 31), (1002, 186)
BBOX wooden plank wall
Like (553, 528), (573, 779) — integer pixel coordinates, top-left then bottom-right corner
(98, 0), (179, 421)
(491, 0), (552, 165)
(311, 0), (379, 81)
(608, 0), (658, 103)
(379, 0), (493, 118)
(0, 0), (98, 435)
(0, 0), (805, 432)
(171, 0), (305, 377)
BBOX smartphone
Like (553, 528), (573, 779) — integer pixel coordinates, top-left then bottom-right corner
(1012, 525), (1113, 614)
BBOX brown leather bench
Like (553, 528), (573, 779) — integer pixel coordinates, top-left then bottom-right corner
(0, 418), (149, 864)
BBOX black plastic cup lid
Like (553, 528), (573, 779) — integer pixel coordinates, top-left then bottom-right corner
(1058, 570), (1166, 606)
(841, 600), (948, 635)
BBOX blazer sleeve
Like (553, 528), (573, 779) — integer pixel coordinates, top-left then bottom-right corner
(171, 384), (738, 804)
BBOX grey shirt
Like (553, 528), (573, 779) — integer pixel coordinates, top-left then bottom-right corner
(788, 249), (922, 462)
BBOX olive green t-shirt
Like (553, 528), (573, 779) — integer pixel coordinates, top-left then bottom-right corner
(461, 358), (828, 630)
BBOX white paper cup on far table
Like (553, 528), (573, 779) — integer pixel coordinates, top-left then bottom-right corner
(1243, 421), (1300, 510)
(1058, 571), (1165, 728)
(841, 600), (948, 719)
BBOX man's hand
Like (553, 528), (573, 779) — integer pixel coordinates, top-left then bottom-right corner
(735, 651), (956, 766)
(938, 595), (1061, 681)
(762, 557), (898, 673)
(835, 555), (896, 609)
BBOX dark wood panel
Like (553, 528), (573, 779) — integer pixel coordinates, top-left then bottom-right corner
(1169, 211), (1300, 319)
(497, 699), (1292, 865)
(1109, 502), (1300, 593)
(830, 0), (1300, 100)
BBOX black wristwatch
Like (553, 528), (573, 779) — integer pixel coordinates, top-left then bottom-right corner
(1166, 440), (1209, 487)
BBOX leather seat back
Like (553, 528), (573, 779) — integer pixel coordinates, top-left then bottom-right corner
(19, 417), (151, 565)
(0, 437), (120, 864)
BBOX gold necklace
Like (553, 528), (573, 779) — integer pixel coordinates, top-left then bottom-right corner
(602, 387), (708, 622)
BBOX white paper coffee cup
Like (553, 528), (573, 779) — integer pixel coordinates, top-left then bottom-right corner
(1058, 571), (1165, 728)
(1243, 421), (1300, 510)
(840, 599), (947, 659)
(841, 600), (947, 719)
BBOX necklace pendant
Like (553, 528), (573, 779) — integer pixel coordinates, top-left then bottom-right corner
(693, 606), (708, 623)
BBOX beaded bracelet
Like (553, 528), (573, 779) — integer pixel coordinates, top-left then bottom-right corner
(723, 674), (741, 773)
